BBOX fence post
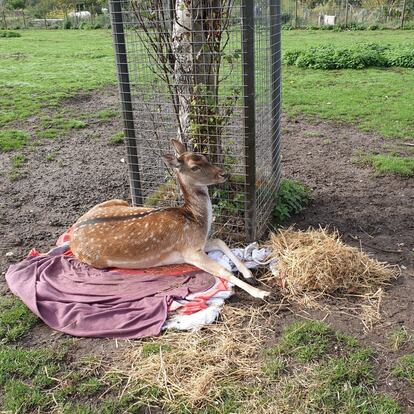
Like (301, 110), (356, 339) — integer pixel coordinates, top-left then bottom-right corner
(345, 0), (349, 27)
(242, 0), (256, 242)
(109, 0), (143, 206)
(270, 0), (282, 198)
(2, 9), (7, 29)
(294, 0), (298, 28)
(400, 0), (407, 28)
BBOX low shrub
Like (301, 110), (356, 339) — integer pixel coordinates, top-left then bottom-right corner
(384, 47), (414, 68)
(59, 15), (110, 30)
(283, 43), (414, 69)
(0, 30), (21, 38)
(273, 179), (311, 224)
(62, 19), (72, 29)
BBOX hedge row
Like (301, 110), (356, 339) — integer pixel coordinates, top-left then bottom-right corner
(283, 43), (414, 69)
(0, 30), (21, 38)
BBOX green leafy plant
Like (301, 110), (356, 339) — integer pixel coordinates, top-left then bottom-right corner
(0, 30), (21, 38)
(273, 179), (311, 225)
(283, 43), (414, 69)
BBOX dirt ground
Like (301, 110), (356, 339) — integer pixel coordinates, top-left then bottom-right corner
(1, 86), (413, 411)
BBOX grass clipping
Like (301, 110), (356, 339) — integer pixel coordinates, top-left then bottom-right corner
(265, 227), (397, 304)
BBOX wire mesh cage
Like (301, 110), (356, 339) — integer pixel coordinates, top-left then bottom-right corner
(109, 0), (281, 242)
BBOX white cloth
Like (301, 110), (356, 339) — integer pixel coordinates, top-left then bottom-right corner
(207, 242), (274, 272)
(164, 243), (276, 331)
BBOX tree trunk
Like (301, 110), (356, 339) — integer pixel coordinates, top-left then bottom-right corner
(172, 0), (223, 162)
(22, 9), (26, 29)
(400, 0), (407, 28)
(191, 0), (223, 161)
(172, 0), (194, 144)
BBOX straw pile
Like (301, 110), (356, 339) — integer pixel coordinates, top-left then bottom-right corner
(108, 305), (275, 412)
(265, 227), (397, 301)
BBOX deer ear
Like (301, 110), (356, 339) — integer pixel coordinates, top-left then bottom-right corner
(171, 139), (186, 155)
(162, 154), (181, 169)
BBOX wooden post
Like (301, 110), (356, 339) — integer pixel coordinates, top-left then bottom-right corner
(400, 0), (407, 28)
(2, 9), (7, 29)
(345, 0), (349, 27)
(22, 9), (26, 29)
(295, 0), (298, 28)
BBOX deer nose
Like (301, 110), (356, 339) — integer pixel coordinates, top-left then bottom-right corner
(218, 170), (229, 180)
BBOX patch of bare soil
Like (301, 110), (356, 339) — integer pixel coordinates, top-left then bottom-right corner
(0, 88), (413, 410)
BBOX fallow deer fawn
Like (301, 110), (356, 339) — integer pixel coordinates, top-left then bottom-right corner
(70, 139), (270, 299)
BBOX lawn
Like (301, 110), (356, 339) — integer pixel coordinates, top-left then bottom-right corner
(0, 30), (116, 126)
(1, 29), (413, 139)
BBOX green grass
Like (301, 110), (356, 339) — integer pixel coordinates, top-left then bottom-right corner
(389, 326), (412, 350)
(262, 320), (401, 414)
(0, 129), (29, 152)
(282, 31), (414, 139)
(359, 154), (414, 177)
(108, 131), (124, 145)
(11, 154), (26, 168)
(1, 29), (414, 142)
(142, 342), (172, 357)
(0, 30), (115, 126)
(0, 297), (38, 343)
(40, 116), (87, 131)
(97, 108), (118, 121)
(0, 341), (146, 413)
(265, 320), (338, 362)
(392, 355), (414, 384)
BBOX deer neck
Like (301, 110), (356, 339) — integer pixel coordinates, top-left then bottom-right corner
(177, 174), (212, 233)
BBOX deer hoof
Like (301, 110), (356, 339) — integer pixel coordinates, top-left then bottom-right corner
(255, 289), (271, 300)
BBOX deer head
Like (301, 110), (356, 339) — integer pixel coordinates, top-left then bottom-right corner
(162, 139), (228, 187)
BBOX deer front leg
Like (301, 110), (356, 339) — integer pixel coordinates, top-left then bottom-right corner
(183, 250), (270, 300)
(204, 238), (259, 286)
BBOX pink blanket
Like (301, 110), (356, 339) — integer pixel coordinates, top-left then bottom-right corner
(5, 243), (217, 339)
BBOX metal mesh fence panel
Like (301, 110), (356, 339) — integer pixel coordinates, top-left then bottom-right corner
(280, 0), (413, 28)
(109, 0), (281, 241)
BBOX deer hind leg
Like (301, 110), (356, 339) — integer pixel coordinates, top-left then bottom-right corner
(204, 238), (259, 286)
(183, 250), (270, 300)
(93, 199), (130, 209)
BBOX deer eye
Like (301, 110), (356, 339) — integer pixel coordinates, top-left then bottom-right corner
(191, 166), (200, 172)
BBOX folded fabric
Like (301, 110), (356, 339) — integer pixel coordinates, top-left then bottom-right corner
(6, 249), (217, 339)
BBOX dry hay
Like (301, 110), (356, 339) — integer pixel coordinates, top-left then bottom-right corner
(107, 305), (277, 412)
(263, 227), (398, 315)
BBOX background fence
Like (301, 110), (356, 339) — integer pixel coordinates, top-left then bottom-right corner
(0, 9), (111, 29)
(1, 0), (413, 29)
(110, 0), (281, 242)
(281, 0), (414, 29)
